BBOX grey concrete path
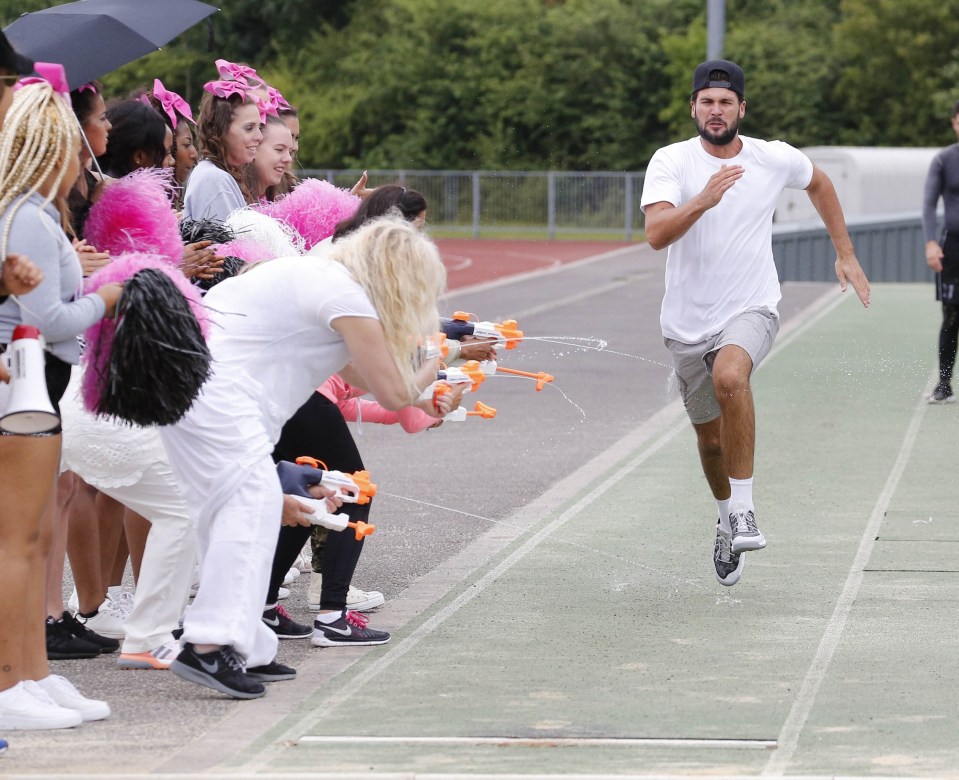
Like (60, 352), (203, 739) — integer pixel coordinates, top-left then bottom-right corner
(3, 243), (953, 778)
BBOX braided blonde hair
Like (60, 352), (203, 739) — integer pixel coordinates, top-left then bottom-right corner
(0, 82), (80, 259)
(330, 218), (446, 400)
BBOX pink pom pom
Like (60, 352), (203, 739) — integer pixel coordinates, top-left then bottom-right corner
(84, 169), (183, 265)
(255, 178), (360, 250)
(214, 238), (273, 263)
(81, 252), (209, 414)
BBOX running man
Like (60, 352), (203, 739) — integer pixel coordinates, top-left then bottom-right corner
(640, 59), (870, 586)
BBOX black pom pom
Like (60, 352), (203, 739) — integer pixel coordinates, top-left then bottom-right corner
(96, 268), (212, 426)
(179, 218), (235, 246)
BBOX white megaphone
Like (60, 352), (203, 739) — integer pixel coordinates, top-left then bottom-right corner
(0, 324), (60, 435)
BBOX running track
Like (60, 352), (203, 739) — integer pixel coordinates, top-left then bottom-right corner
(436, 238), (634, 290)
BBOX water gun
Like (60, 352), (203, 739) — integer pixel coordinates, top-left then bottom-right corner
(478, 359), (555, 391)
(443, 400), (497, 421)
(440, 312), (524, 350)
(291, 495), (376, 540)
(294, 456), (376, 505)
(419, 360), (487, 405)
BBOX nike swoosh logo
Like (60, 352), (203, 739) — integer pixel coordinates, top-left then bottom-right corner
(323, 624), (352, 636)
(198, 657), (220, 674)
(263, 616), (280, 627)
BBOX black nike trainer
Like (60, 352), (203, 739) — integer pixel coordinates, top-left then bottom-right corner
(170, 643), (266, 699)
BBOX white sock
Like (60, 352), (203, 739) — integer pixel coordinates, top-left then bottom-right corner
(316, 610), (343, 624)
(729, 477), (754, 511)
(717, 498), (731, 533)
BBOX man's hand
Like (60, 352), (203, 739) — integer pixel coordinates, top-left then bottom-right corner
(926, 240), (944, 273)
(835, 253), (871, 308)
(698, 164), (743, 209)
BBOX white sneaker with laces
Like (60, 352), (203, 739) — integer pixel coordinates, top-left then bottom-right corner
(76, 599), (126, 639)
(33, 676), (110, 722)
(107, 589), (135, 620)
(307, 572), (385, 612)
(729, 506), (766, 553)
(0, 681), (82, 730)
(117, 638), (180, 670)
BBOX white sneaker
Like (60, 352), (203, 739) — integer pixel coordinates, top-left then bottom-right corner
(117, 638), (180, 670)
(66, 587), (79, 616)
(278, 586), (291, 600)
(75, 599), (126, 639)
(294, 545), (311, 572)
(107, 589), (135, 620)
(33, 676), (110, 722)
(307, 572), (385, 612)
(0, 681), (82, 730)
(283, 566), (300, 586)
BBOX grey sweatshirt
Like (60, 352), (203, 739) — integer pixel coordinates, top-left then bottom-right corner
(0, 194), (105, 363)
(182, 160), (246, 223)
(922, 144), (959, 242)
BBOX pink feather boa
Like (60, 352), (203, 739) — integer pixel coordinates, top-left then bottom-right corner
(254, 178), (360, 250)
(81, 252), (210, 414)
(84, 168), (183, 265)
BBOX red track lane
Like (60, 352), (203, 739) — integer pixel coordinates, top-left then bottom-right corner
(435, 238), (634, 291)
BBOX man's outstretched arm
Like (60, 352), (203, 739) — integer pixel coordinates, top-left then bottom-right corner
(805, 165), (871, 307)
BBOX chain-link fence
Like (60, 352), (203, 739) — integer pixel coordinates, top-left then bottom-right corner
(300, 169), (646, 239)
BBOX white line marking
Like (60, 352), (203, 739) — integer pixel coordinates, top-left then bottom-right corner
(444, 243), (643, 297)
(762, 379), (933, 776)
(261, 286), (845, 756)
(298, 736), (777, 749)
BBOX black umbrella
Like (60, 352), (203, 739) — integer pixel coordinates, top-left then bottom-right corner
(3, 0), (218, 89)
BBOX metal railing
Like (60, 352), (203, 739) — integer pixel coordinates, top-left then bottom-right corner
(300, 168), (646, 240)
(300, 168), (933, 283)
(773, 212), (933, 284)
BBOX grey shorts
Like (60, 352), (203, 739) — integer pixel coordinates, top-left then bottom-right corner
(663, 307), (779, 425)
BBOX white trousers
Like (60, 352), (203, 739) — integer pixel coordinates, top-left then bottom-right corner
(99, 460), (195, 654)
(160, 378), (282, 668)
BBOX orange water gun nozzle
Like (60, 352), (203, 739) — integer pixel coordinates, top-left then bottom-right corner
(348, 520), (376, 540)
(468, 401), (497, 419)
(495, 366), (555, 391)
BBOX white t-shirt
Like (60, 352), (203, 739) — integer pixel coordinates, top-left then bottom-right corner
(182, 160), (246, 223)
(199, 255), (377, 440)
(640, 135), (813, 344)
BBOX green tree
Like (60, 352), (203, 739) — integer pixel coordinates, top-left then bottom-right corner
(832, 0), (959, 145)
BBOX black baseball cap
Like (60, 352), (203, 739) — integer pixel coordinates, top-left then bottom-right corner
(0, 31), (34, 75)
(691, 59), (745, 99)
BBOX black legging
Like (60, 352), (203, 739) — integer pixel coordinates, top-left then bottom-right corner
(938, 302), (959, 385)
(266, 392), (369, 611)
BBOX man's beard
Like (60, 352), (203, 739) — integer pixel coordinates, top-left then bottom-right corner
(695, 115), (739, 146)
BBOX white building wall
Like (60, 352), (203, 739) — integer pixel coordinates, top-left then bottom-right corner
(775, 146), (942, 224)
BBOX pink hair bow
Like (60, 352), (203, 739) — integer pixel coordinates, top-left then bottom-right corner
(265, 86), (291, 112)
(253, 95), (270, 124)
(14, 62), (70, 97)
(203, 79), (252, 100)
(214, 59), (262, 87)
(77, 83), (97, 94)
(152, 79), (194, 129)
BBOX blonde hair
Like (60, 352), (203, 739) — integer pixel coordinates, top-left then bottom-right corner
(0, 82), (79, 257)
(330, 218), (446, 399)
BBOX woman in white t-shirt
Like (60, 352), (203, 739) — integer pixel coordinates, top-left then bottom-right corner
(182, 83), (262, 223)
(161, 218), (450, 699)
